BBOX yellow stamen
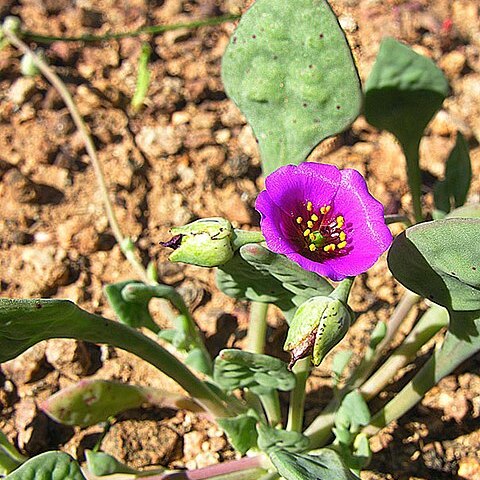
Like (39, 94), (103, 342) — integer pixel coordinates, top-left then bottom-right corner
(309, 233), (316, 241)
(303, 229), (311, 237)
(320, 205), (331, 215)
(296, 216), (303, 224)
(337, 241), (347, 249)
(311, 213), (319, 222)
(336, 215), (345, 228)
(307, 220), (314, 228)
(339, 231), (346, 241)
(309, 244), (317, 252)
(306, 201), (313, 212)
(323, 244), (336, 252)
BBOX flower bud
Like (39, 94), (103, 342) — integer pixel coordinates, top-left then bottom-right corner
(21, 50), (44, 77)
(161, 218), (234, 267)
(2, 16), (21, 35)
(284, 295), (352, 368)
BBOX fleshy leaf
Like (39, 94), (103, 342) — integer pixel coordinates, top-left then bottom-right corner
(365, 37), (448, 145)
(5, 451), (86, 480)
(269, 448), (360, 480)
(214, 349), (295, 395)
(217, 411), (259, 455)
(222, 0), (361, 173)
(388, 219), (480, 311)
(434, 132), (472, 214)
(41, 379), (202, 427)
(104, 280), (159, 331)
(331, 350), (353, 386)
(257, 424), (309, 454)
(85, 451), (138, 476)
(335, 391), (370, 433)
(217, 244), (333, 322)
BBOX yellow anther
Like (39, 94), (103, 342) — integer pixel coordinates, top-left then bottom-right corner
(311, 213), (319, 222)
(336, 215), (345, 228)
(323, 244), (336, 252)
(320, 205), (331, 215)
(309, 233), (316, 241)
(306, 201), (313, 212)
(296, 216), (303, 224)
(309, 244), (317, 252)
(337, 241), (347, 249)
(307, 220), (314, 228)
(339, 231), (346, 241)
(303, 229), (311, 237)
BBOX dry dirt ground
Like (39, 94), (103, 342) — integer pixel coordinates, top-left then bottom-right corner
(0, 0), (479, 479)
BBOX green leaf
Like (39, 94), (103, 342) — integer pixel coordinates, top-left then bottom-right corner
(217, 244), (333, 322)
(388, 219), (480, 311)
(41, 379), (145, 427)
(214, 349), (295, 395)
(6, 451), (86, 480)
(335, 391), (370, 434)
(369, 321), (387, 350)
(365, 37), (448, 146)
(257, 424), (309, 454)
(365, 37), (448, 221)
(85, 450), (139, 476)
(331, 350), (353, 386)
(104, 280), (159, 331)
(434, 133), (472, 214)
(218, 411), (259, 455)
(222, 0), (361, 173)
(269, 448), (360, 480)
(131, 42), (152, 111)
(446, 204), (480, 219)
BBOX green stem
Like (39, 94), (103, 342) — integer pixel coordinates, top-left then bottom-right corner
(286, 358), (310, 432)
(363, 310), (479, 436)
(384, 214), (412, 227)
(260, 391), (282, 427)
(246, 302), (269, 354)
(22, 14), (241, 44)
(42, 306), (230, 418)
(403, 138), (424, 223)
(359, 304), (448, 400)
(232, 230), (265, 251)
(330, 277), (355, 303)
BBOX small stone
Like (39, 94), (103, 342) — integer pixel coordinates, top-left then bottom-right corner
(172, 111), (191, 125)
(45, 339), (93, 378)
(439, 50), (467, 79)
(8, 77), (36, 105)
(214, 129), (231, 144)
(238, 125), (258, 157)
(184, 431), (206, 460)
(339, 14), (358, 33)
(2, 344), (48, 384)
(191, 111), (217, 130)
(458, 457), (480, 480)
(220, 103), (246, 127)
(2, 169), (38, 203)
(15, 398), (49, 454)
(136, 125), (184, 157)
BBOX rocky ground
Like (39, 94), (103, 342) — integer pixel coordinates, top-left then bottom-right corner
(0, 0), (479, 479)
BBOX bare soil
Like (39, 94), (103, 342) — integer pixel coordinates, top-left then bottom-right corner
(0, 0), (479, 479)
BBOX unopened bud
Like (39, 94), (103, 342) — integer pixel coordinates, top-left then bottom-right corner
(21, 50), (44, 77)
(284, 296), (351, 368)
(161, 217), (234, 267)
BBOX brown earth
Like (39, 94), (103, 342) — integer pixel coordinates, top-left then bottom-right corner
(0, 0), (480, 479)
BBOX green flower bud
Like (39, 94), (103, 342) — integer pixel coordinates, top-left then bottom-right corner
(284, 295), (352, 368)
(161, 217), (234, 267)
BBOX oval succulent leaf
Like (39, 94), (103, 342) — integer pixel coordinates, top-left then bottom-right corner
(5, 451), (86, 480)
(214, 349), (295, 395)
(222, 0), (361, 173)
(388, 218), (480, 311)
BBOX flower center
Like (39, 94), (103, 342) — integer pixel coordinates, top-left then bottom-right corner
(294, 201), (348, 255)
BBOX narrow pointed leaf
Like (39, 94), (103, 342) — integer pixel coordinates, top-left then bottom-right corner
(222, 0), (361, 173)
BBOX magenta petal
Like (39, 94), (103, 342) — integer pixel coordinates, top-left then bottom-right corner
(264, 163), (341, 214)
(286, 251), (341, 280)
(256, 190), (300, 254)
(327, 169), (393, 277)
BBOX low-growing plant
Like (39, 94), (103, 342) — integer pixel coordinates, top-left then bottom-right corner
(0, 1), (478, 479)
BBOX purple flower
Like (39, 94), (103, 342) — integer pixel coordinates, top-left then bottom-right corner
(255, 162), (393, 281)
